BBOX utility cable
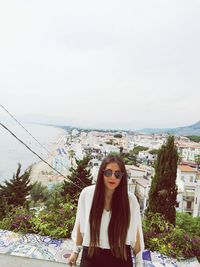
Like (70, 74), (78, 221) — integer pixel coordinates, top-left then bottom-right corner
(0, 103), (52, 155)
(0, 122), (83, 190)
(0, 103), (87, 187)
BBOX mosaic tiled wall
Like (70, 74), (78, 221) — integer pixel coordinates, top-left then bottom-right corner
(0, 229), (199, 266)
(0, 229), (73, 263)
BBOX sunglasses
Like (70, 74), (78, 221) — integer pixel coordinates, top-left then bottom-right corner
(103, 169), (123, 179)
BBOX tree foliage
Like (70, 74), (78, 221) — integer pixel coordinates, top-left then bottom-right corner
(113, 133), (122, 138)
(45, 183), (64, 210)
(61, 155), (93, 204)
(68, 149), (76, 167)
(0, 194), (9, 220)
(195, 154), (200, 169)
(148, 149), (159, 155)
(30, 181), (49, 204)
(186, 136), (200, 143)
(0, 164), (33, 208)
(130, 145), (148, 155)
(146, 136), (178, 225)
(120, 152), (137, 166)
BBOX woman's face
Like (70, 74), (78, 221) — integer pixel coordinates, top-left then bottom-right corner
(103, 162), (122, 192)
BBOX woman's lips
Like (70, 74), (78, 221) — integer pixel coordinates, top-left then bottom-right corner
(108, 181), (116, 185)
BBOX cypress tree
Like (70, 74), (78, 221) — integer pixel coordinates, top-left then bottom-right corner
(0, 163), (33, 207)
(146, 135), (178, 225)
(61, 155), (93, 204)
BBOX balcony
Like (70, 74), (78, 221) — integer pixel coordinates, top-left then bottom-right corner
(183, 195), (194, 201)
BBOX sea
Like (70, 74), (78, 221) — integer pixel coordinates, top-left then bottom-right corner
(0, 122), (66, 185)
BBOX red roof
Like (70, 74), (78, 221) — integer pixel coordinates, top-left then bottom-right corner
(178, 165), (197, 172)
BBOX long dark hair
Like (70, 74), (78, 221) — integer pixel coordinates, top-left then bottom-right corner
(89, 154), (130, 260)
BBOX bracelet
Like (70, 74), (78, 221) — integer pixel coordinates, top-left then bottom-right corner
(72, 244), (82, 254)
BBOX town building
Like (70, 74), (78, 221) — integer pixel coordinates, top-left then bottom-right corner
(176, 165), (200, 217)
(126, 165), (153, 215)
(177, 142), (200, 162)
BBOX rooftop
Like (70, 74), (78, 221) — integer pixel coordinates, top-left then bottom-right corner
(177, 165), (197, 173)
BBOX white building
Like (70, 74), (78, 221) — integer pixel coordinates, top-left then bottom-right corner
(126, 165), (146, 193)
(135, 178), (151, 216)
(138, 151), (157, 164)
(130, 133), (166, 150)
(176, 165), (200, 216)
(126, 165), (152, 216)
(177, 143), (200, 162)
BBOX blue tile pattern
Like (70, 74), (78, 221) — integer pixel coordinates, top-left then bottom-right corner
(0, 230), (199, 266)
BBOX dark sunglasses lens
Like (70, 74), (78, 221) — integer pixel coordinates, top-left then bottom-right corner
(104, 169), (112, 177)
(104, 169), (123, 179)
(114, 171), (123, 179)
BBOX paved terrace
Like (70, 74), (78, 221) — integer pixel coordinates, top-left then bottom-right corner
(0, 229), (199, 267)
(0, 254), (68, 267)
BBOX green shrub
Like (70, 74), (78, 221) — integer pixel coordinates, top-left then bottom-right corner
(143, 212), (200, 260)
(30, 202), (76, 239)
(176, 212), (200, 237)
(0, 202), (76, 239)
(0, 206), (34, 233)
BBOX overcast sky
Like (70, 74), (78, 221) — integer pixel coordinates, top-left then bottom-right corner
(0, 0), (200, 130)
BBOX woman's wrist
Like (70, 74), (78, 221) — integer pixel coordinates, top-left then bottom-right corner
(72, 244), (82, 254)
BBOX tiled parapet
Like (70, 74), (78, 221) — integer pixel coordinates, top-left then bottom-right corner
(0, 229), (75, 264)
(0, 229), (199, 266)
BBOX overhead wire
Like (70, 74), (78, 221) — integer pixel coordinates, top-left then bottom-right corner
(0, 103), (88, 187)
(0, 122), (83, 190)
(0, 103), (52, 155)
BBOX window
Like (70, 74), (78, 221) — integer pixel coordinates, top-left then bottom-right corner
(181, 176), (185, 182)
(190, 176), (193, 183)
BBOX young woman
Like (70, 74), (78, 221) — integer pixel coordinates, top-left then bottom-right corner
(68, 154), (144, 267)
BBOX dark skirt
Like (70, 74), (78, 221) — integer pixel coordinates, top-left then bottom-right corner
(80, 246), (133, 267)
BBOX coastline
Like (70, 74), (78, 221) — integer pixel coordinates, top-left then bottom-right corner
(0, 123), (69, 185)
(29, 132), (70, 187)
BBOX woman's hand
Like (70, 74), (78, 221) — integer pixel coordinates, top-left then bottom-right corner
(68, 252), (79, 266)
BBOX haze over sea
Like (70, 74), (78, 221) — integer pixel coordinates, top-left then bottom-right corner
(0, 122), (66, 184)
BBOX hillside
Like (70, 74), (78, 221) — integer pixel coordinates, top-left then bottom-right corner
(138, 120), (200, 136)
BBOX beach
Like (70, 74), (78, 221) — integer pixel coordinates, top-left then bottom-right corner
(29, 134), (70, 187)
(0, 122), (68, 185)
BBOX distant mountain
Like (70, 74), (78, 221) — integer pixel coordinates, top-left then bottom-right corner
(137, 127), (171, 134)
(138, 120), (200, 136)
